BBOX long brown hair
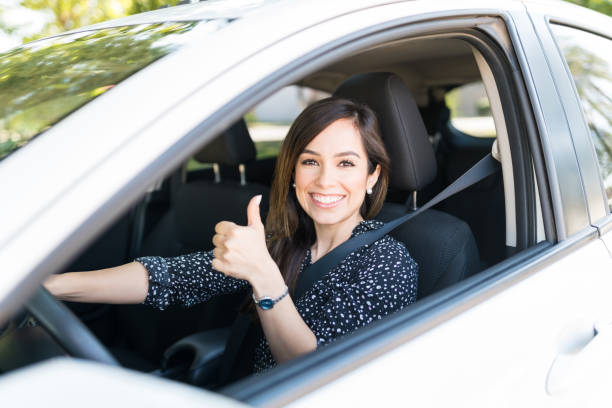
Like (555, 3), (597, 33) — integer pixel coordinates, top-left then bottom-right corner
(266, 97), (390, 293)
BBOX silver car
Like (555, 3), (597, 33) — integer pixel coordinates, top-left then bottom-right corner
(1, 0), (611, 406)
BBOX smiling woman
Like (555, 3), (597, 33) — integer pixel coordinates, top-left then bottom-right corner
(44, 96), (418, 384)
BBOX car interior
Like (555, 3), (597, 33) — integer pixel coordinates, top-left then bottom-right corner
(0, 32), (534, 391)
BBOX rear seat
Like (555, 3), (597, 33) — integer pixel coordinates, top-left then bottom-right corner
(114, 119), (270, 368)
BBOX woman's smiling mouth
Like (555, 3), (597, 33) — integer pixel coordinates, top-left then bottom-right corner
(310, 193), (346, 208)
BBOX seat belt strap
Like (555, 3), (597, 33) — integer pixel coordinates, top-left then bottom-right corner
(294, 153), (500, 299)
(216, 312), (251, 386)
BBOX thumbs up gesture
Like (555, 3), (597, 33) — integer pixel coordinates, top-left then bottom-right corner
(212, 195), (280, 288)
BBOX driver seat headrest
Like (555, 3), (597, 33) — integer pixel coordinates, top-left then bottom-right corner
(334, 72), (437, 192)
(194, 119), (256, 165)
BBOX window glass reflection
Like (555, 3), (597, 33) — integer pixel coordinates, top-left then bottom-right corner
(552, 24), (612, 211)
(0, 21), (220, 161)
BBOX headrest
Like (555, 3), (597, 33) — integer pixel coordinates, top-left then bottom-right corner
(334, 72), (437, 191)
(194, 119), (256, 165)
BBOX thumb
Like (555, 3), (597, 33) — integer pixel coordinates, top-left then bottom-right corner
(247, 195), (263, 228)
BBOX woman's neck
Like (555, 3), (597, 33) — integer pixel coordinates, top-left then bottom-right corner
(311, 214), (363, 263)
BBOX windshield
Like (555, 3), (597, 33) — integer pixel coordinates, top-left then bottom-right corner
(0, 20), (224, 161)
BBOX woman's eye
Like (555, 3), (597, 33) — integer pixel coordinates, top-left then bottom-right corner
(301, 158), (318, 166)
(339, 160), (355, 167)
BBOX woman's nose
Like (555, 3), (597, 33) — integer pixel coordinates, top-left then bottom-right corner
(315, 165), (337, 188)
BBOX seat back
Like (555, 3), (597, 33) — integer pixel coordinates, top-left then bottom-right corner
(334, 72), (481, 298)
(141, 120), (269, 256)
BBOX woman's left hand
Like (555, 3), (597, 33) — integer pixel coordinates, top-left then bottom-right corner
(212, 195), (284, 295)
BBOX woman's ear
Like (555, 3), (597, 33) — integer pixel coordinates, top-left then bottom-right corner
(367, 164), (381, 190)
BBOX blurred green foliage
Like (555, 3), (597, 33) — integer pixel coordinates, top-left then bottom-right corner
(564, 0), (612, 16)
(19, 0), (181, 41)
(0, 21), (196, 160)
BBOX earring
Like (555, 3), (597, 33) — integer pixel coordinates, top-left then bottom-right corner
(366, 187), (373, 195)
(292, 183), (296, 188)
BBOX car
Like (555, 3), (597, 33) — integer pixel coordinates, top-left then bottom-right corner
(1, 0), (611, 406)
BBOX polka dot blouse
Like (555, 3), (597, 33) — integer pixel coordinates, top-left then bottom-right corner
(136, 219), (418, 373)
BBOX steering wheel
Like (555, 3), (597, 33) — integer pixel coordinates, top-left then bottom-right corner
(25, 286), (120, 366)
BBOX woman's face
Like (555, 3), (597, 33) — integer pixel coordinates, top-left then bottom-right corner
(294, 118), (380, 230)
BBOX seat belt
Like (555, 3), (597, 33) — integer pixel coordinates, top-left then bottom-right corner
(218, 153), (499, 385)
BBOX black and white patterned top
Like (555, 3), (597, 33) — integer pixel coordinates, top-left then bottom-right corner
(136, 219), (418, 373)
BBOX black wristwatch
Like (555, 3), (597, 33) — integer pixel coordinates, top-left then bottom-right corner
(252, 286), (289, 310)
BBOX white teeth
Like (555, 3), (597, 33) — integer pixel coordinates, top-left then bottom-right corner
(312, 194), (343, 204)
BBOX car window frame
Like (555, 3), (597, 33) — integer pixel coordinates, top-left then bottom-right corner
(199, 16), (550, 405)
(523, 3), (612, 230)
(546, 19), (612, 233)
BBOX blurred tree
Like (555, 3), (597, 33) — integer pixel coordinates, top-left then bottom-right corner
(128, 0), (183, 14)
(19, 0), (181, 41)
(564, 0), (612, 16)
(0, 4), (17, 35)
(0, 21), (196, 159)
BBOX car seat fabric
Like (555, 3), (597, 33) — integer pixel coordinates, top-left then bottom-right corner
(140, 120), (270, 256)
(376, 206), (479, 298)
(335, 72), (437, 192)
(334, 72), (481, 298)
(194, 119), (256, 165)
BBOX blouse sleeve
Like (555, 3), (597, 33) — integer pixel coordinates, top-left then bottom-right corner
(136, 251), (249, 310)
(307, 238), (418, 347)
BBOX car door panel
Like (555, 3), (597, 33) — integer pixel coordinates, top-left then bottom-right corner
(289, 235), (612, 407)
(288, 5), (612, 406)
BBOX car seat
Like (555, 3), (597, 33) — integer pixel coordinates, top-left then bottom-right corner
(334, 72), (481, 298)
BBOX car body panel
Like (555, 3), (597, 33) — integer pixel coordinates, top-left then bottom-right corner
(287, 235), (612, 407)
(0, 358), (247, 407)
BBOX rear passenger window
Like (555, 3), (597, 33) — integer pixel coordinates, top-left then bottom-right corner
(445, 81), (496, 138)
(551, 24), (612, 211)
(246, 85), (329, 159)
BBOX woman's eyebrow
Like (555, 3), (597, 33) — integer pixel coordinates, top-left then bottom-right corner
(302, 149), (361, 158)
(335, 151), (361, 158)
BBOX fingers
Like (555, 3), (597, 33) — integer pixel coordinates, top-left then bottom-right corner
(247, 194), (263, 228)
(212, 233), (226, 248)
(211, 255), (224, 272)
(214, 220), (238, 235)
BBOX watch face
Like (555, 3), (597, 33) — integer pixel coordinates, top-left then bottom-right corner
(259, 298), (274, 310)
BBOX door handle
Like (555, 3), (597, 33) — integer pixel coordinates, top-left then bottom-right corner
(546, 319), (612, 395)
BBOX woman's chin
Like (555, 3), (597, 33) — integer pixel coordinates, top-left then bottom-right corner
(308, 209), (358, 228)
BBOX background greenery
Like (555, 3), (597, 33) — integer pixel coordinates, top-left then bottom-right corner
(565, 0), (612, 16)
(0, 0), (182, 44)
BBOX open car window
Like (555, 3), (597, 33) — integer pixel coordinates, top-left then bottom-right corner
(445, 81), (497, 139)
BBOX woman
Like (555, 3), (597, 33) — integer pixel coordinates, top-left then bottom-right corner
(45, 97), (418, 373)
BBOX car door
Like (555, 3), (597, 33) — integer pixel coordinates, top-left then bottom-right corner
(244, 3), (612, 407)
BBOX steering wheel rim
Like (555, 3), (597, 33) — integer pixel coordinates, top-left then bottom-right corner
(26, 286), (120, 366)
